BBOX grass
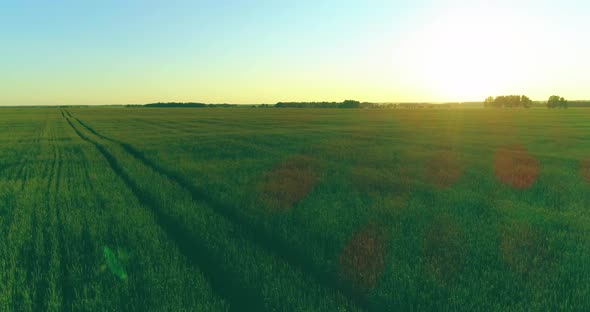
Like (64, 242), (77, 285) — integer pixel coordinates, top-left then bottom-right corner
(1, 107), (590, 310)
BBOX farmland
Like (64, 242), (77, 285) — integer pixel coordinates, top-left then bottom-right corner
(1, 107), (589, 311)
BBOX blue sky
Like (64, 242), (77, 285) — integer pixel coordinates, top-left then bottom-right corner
(1, 0), (589, 105)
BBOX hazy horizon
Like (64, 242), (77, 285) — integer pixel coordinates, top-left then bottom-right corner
(2, 0), (589, 105)
(4, 98), (590, 107)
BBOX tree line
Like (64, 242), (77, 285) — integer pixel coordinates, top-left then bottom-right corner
(546, 95), (568, 109)
(144, 102), (239, 108)
(135, 97), (576, 109)
(275, 100), (369, 108)
(143, 100), (371, 108)
(483, 95), (533, 108)
(484, 95), (569, 109)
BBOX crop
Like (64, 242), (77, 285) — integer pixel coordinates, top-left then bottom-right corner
(1, 107), (589, 310)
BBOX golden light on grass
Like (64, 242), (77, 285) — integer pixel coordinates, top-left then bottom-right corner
(339, 223), (387, 294)
(257, 155), (319, 210)
(494, 145), (539, 189)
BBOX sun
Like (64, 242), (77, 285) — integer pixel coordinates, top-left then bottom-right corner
(396, 4), (543, 101)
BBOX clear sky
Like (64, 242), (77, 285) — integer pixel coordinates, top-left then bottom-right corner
(1, 0), (589, 105)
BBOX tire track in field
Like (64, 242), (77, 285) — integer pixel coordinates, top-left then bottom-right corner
(42, 147), (61, 310)
(27, 187), (40, 309)
(60, 111), (109, 310)
(51, 116), (71, 310)
(62, 114), (269, 311)
(31, 117), (65, 311)
(42, 121), (66, 311)
(67, 113), (376, 310)
(27, 119), (56, 311)
(53, 154), (71, 311)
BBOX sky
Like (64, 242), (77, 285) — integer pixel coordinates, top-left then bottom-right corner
(1, 0), (589, 105)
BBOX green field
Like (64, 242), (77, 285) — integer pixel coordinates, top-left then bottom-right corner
(1, 107), (589, 311)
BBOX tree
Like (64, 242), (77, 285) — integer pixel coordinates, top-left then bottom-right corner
(495, 96), (507, 108)
(484, 96), (495, 108)
(560, 97), (568, 109)
(547, 95), (559, 108)
(485, 95), (530, 108)
(547, 95), (567, 109)
(520, 95), (533, 108)
(339, 100), (361, 108)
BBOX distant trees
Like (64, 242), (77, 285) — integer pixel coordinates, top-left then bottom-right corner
(484, 95), (572, 109)
(560, 100), (590, 107)
(521, 96), (533, 108)
(144, 102), (240, 108)
(339, 100), (362, 108)
(275, 100), (366, 108)
(484, 96), (495, 108)
(145, 102), (207, 107)
(276, 101), (333, 108)
(483, 95), (533, 108)
(547, 95), (568, 109)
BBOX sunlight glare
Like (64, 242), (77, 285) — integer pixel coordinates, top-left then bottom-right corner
(396, 5), (545, 101)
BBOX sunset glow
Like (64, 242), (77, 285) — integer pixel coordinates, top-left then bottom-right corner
(1, 0), (588, 105)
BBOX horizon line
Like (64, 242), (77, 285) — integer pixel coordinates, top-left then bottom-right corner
(2, 99), (590, 107)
